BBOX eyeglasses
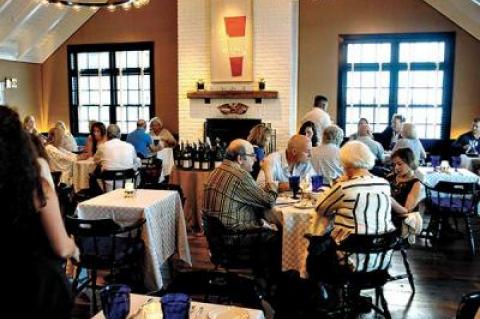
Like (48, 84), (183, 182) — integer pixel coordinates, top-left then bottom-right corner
(242, 153), (256, 159)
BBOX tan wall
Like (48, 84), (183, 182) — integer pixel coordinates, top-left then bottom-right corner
(0, 59), (43, 128)
(299, 0), (480, 138)
(42, 1), (178, 133)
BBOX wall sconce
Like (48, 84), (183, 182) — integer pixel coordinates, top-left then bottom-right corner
(5, 77), (18, 89)
(196, 79), (205, 91)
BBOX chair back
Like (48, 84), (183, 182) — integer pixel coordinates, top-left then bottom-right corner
(99, 168), (137, 192)
(51, 171), (62, 188)
(139, 157), (163, 187)
(337, 231), (399, 274)
(65, 216), (145, 269)
(456, 291), (480, 319)
(424, 181), (478, 216)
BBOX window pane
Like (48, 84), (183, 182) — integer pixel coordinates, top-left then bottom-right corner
(127, 107), (138, 120)
(399, 42), (445, 63)
(346, 88), (360, 105)
(79, 91), (90, 105)
(375, 107), (389, 124)
(143, 91), (151, 105)
(88, 53), (99, 69)
(78, 53), (88, 70)
(90, 91), (100, 105)
(79, 121), (89, 134)
(117, 107), (126, 122)
(346, 124), (357, 137)
(127, 51), (139, 68)
(88, 106), (99, 120)
(128, 91), (140, 105)
(128, 75), (139, 90)
(100, 107), (110, 123)
(116, 51), (127, 69)
(99, 52), (109, 69)
(141, 50), (150, 68)
(360, 89), (375, 104)
(347, 43), (391, 63)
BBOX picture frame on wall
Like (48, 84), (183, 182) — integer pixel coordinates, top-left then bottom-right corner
(211, 0), (253, 82)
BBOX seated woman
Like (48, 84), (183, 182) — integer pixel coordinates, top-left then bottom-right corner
(348, 117), (370, 141)
(307, 141), (394, 281)
(247, 123), (272, 179)
(392, 123), (426, 163)
(54, 121), (78, 153)
(2, 105), (79, 318)
(45, 128), (78, 186)
(299, 121), (319, 147)
(23, 114), (38, 135)
(77, 121), (107, 160)
(310, 124), (344, 185)
(149, 117), (176, 150)
(388, 148), (424, 240)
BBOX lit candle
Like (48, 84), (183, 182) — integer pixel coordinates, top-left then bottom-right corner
(125, 182), (134, 192)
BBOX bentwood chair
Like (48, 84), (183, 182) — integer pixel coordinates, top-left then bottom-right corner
(98, 168), (139, 193)
(66, 216), (145, 313)
(456, 291), (480, 319)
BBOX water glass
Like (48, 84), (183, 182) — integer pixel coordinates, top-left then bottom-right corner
(430, 155), (441, 171)
(311, 175), (323, 192)
(288, 176), (300, 199)
(161, 293), (191, 319)
(100, 284), (131, 319)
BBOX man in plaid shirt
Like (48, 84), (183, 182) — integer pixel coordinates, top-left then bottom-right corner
(204, 139), (278, 230)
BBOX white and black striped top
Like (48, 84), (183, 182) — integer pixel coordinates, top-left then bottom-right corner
(316, 175), (395, 243)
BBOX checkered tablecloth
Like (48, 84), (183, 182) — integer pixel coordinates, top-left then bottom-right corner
(157, 148), (174, 182)
(72, 158), (96, 192)
(275, 205), (326, 278)
(76, 189), (192, 290)
(416, 166), (480, 187)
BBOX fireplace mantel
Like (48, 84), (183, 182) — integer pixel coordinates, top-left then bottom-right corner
(187, 90), (278, 103)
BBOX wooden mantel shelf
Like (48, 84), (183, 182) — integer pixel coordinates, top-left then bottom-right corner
(187, 90), (278, 103)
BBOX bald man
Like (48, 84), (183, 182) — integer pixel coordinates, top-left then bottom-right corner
(257, 134), (315, 191)
(204, 139), (278, 230)
(126, 119), (154, 158)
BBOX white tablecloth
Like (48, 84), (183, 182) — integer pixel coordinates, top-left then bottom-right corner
(460, 154), (480, 173)
(92, 294), (265, 319)
(72, 158), (96, 192)
(416, 166), (480, 187)
(76, 189), (192, 290)
(157, 148), (174, 182)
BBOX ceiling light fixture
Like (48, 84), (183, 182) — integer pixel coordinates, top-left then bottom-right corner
(44, 0), (150, 10)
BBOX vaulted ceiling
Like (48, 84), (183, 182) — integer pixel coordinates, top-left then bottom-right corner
(0, 0), (478, 64)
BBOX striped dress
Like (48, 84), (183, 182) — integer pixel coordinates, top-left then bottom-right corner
(316, 175), (395, 243)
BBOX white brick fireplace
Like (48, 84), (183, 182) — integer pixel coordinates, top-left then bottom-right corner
(178, 0), (299, 148)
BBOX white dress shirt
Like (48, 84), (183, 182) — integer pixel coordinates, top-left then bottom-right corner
(94, 138), (140, 171)
(60, 133), (78, 153)
(257, 150), (316, 187)
(300, 108), (332, 143)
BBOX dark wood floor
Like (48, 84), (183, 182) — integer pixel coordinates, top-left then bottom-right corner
(73, 228), (480, 318)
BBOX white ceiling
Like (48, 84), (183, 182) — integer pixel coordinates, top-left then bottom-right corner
(0, 0), (95, 63)
(0, 0), (478, 64)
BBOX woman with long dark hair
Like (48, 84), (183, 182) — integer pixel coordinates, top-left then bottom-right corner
(299, 121), (319, 147)
(78, 121), (107, 160)
(1, 105), (78, 318)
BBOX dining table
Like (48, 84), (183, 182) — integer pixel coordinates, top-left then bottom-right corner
(75, 189), (192, 291)
(72, 157), (96, 192)
(91, 293), (266, 319)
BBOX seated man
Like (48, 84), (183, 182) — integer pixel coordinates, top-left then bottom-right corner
(376, 113), (405, 150)
(126, 119), (155, 158)
(452, 117), (480, 155)
(203, 139), (280, 280)
(257, 134), (315, 191)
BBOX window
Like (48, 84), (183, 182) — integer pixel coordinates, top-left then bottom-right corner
(68, 43), (154, 134)
(338, 33), (454, 139)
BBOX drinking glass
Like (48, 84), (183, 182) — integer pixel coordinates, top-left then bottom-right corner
(430, 155), (441, 171)
(288, 176), (300, 199)
(161, 293), (191, 319)
(451, 156), (461, 171)
(311, 175), (323, 192)
(100, 284), (131, 319)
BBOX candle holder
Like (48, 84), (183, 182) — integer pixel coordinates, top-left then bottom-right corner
(196, 79), (205, 91)
(258, 78), (265, 90)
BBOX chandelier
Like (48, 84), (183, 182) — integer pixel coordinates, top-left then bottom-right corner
(44, 0), (150, 11)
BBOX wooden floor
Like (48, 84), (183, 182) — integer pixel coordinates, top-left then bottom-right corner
(73, 228), (480, 318)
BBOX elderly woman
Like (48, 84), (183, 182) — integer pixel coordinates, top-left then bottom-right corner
(307, 141), (394, 281)
(392, 123), (426, 162)
(247, 124), (272, 179)
(54, 121), (78, 153)
(45, 128), (77, 186)
(149, 117), (176, 150)
(311, 124), (344, 184)
(78, 122), (107, 160)
(299, 121), (319, 147)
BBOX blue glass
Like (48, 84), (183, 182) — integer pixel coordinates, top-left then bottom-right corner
(161, 293), (191, 319)
(451, 156), (461, 171)
(100, 284), (131, 319)
(311, 175), (323, 192)
(430, 155), (441, 171)
(288, 176), (300, 199)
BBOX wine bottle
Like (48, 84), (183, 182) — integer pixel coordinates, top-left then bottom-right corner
(179, 141), (185, 168)
(173, 143), (181, 167)
(192, 142), (200, 170)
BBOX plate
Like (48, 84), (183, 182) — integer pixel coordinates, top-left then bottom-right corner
(293, 202), (315, 209)
(208, 307), (249, 319)
(276, 197), (299, 205)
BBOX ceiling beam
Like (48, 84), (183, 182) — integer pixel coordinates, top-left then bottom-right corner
(0, 2), (44, 46)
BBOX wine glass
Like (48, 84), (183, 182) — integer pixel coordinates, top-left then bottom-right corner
(451, 156), (461, 171)
(430, 155), (441, 171)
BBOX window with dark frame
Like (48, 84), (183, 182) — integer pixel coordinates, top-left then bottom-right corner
(68, 42), (154, 135)
(337, 33), (455, 140)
